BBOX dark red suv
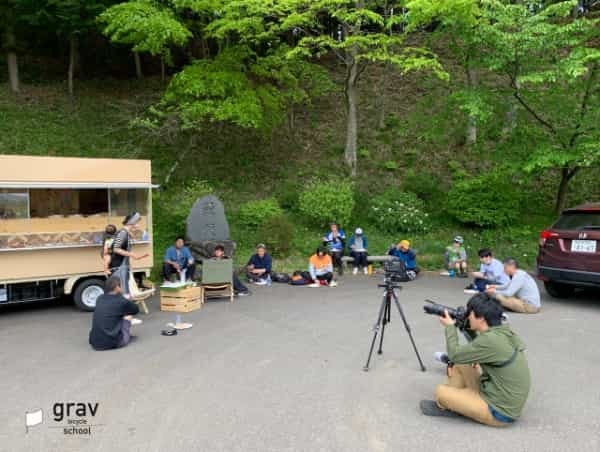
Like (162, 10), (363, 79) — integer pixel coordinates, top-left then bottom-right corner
(537, 203), (600, 298)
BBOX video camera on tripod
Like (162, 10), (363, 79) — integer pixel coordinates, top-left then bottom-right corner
(383, 259), (409, 284)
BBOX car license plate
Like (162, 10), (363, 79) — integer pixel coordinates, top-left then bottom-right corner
(571, 240), (597, 253)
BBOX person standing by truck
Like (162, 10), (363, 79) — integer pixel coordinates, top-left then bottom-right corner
(110, 212), (148, 298)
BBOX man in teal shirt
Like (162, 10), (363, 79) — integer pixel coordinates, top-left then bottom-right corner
(421, 293), (531, 426)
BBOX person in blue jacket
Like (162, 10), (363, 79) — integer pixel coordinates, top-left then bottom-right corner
(388, 240), (419, 276)
(348, 228), (369, 275)
(322, 222), (346, 274)
(163, 236), (196, 282)
(247, 244), (273, 285)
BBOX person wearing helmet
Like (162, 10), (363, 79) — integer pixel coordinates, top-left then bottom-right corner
(348, 227), (369, 275)
(442, 236), (468, 277)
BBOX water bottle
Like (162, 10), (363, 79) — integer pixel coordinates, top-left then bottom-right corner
(174, 314), (181, 325)
(267, 274), (272, 287)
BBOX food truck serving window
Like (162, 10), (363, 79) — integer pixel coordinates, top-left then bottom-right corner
(0, 187), (150, 251)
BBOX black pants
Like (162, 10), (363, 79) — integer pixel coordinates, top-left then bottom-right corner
(314, 272), (333, 283)
(331, 250), (344, 269)
(350, 251), (368, 268)
(233, 273), (248, 293)
(163, 262), (196, 281)
(473, 278), (495, 292)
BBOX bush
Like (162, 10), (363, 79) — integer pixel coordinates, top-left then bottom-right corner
(402, 170), (445, 204)
(238, 198), (283, 228)
(298, 180), (355, 227)
(258, 215), (294, 258)
(369, 189), (430, 233)
(447, 175), (522, 228)
(275, 182), (300, 210)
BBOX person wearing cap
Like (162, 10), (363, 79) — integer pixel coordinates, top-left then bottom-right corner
(388, 240), (419, 278)
(110, 212), (149, 297)
(308, 246), (337, 287)
(322, 222), (346, 275)
(247, 244), (273, 285)
(443, 236), (468, 278)
(348, 228), (369, 275)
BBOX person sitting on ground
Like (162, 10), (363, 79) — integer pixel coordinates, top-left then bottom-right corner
(308, 246), (337, 288)
(464, 248), (510, 294)
(442, 236), (468, 277)
(247, 243), (273, 285)
(388, 240), (420, 277)
(212, 245), (250, 296)
(486, 258), (541, 314)
(101, 224), (117, 276)
(89, 276), (142, 351)
(348, 228), (369, 275)
(421, 293), (531, 426)
(163, 236), (196, 283)
(322, 222), (346, 273)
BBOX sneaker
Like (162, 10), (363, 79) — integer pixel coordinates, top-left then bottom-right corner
(353, 267), (358, 275)
(330, 281), (338, 287)
(308, 283), (320, 288)
(254, 279), (268, 286)
(363, 267), (368, 275)
(434, 352), (449, 364)
(130, 318), (143, 326)
(463, 289), (479, 295)
(420, 400), (460, 418)
(440, 271), (450, 276)
(236, 291), (251, 297)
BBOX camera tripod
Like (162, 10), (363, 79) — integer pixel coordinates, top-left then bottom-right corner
(363, 279), (426, 372)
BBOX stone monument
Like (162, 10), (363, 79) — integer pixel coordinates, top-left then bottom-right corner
(186, 195), (236, 259)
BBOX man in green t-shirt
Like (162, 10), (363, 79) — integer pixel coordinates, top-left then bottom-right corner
(442, 235), (468, 277)
(420, 293), (531, 426)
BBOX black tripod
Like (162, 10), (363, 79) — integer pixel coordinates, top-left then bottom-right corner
(363, 279), (426, 372)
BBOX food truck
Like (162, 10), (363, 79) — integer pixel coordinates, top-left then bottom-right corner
(0, 155), (154, 310)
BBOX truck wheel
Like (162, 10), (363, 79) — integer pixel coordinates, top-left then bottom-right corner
(73, 278), (105, 311)
(544, 281), (575, 299)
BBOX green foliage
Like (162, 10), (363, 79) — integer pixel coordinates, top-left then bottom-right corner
(447, 174), (522, 228)
(369, 189), (431, 234)
(237, 198), (283, 228)
(358, 148), (371, 159)
(401, 170), (445, 205)
(99, 0), (192, 57)
(155, 178), (213, 231)
(383, 160), (398, 171)
(298, 180), (355, 227)
(258, 215), (294, 258)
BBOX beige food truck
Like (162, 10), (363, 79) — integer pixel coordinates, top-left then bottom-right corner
(0, 155), (154, 310)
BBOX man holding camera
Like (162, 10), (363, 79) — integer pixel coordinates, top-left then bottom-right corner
(421, 294), (531, 427)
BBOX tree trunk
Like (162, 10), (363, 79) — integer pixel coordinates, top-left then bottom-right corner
(465, 64), (478, 146)
(7, 51), (19, 93)
(344, 55), (359, 176)
(376, 64), (390, 130)
(68, 35), (77, 96)
(160, 56), (165, 82)
(133, 52), (143, 79)
(555, 166), (579, 213)
(502, 79), (520, 137)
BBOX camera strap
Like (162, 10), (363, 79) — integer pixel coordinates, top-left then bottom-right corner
(489, 347), (521, 368)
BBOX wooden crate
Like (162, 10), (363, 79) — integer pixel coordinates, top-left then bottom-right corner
(160, 286), (203, 313)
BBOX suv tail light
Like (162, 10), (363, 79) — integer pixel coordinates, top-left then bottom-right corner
(539, 229), (559, 246)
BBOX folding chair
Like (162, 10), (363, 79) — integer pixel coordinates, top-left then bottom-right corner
(128, 273), (155, 314)
(201, 259), (234, 303)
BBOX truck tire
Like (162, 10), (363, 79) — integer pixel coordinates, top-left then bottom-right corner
(73, 278), (105, 311)
(544, 281), (575, 299)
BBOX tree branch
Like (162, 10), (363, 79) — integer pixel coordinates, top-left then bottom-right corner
(569, 63), (597, 148)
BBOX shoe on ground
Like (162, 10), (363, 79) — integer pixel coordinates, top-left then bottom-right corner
(440, 271), (450, 276)
(458, 273), (468, 278)
(434, 351), (450, 364)
(363, 267), (368, 275)
(330, 281), (338, 287)
(236, 291), (251, 297)
(464, 289), (479, 295)
(308, 283), (320, 288)
(420, 400), (460, 418)
(353, 267), (358, 275)
(254, 279), (268, 286)
(130, 318), (143, 326)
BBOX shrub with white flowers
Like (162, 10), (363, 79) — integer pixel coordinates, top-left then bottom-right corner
(369, 190), (430, 233)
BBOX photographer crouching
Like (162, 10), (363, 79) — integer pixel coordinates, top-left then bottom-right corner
(421, 293), (531, 427)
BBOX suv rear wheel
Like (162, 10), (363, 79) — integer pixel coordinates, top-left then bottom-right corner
(544, 281), (575, 299)
(73, 278), (105, 311)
